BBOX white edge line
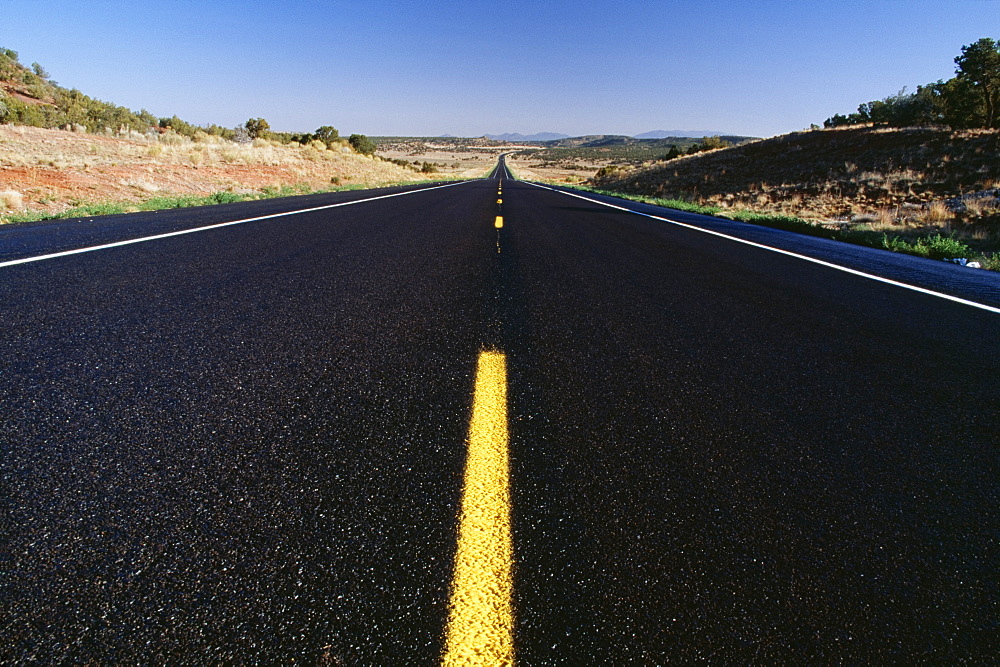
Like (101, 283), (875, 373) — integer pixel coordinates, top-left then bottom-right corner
(0, 180), (475, 269)
(522, 181), (1000, 316)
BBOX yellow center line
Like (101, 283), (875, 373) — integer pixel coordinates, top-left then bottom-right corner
(495, 216), (503, 229)
(443, 350), (514, 666)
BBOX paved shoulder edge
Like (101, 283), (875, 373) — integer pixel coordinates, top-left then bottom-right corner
(0, 180), (477, 269)
(522, 181), (1000, 316)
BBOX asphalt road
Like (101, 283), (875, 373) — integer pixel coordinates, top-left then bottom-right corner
(2, 158), (998, 663)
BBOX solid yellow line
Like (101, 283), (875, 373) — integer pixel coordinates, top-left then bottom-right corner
(443, 351), (514, 666)
(495, 216), (503, 229)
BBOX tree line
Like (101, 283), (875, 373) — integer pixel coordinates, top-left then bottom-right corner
(0, 48), (375, 154)
(825, 38), (1000, 130)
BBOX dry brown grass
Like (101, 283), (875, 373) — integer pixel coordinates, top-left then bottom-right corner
(590, 125), (1000, 244)
(376, 142), (504, 179)
(921, 200), (953, 225)
(0, 124), (429, 215)
(503, 156), (599, 184)
(0, 189), (24, 210)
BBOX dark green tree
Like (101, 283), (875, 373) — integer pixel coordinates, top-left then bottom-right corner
(348, 133), (376, 155)
(314, 125), (339, 147)
(922, 78), (980, 128)
(245, 117), (271, 140)
(954, 37), (1000, 128)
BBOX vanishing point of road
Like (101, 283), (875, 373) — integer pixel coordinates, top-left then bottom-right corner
(2, 157), (998, 663)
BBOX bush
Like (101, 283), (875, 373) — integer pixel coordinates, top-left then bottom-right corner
(1, 190), (24, 210)
(881, 233), (972, 259)
(159, 131), (185, 145)
(245, 117), (270, 140)
(314, 125), (339, 147)
(348, 133), (376, 155)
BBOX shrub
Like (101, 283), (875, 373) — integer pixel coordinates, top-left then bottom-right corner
(348, 133), (376, 155)
(158, 115), (198, 138)
(314, 125), (339, 147)
(245, 117), (270, 140)
(0, 190), (24, 210)
(209, 191), (244, 204)
(882, 233), (972, 259)
(159, 131), (185, 145)
(701, 135), (730, 150)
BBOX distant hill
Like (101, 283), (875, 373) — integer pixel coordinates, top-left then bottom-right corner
(634, 130), (732, 139)
(591, 125), (1000, 225)
(486, 132), (570, 142)
(541, 134), (637, 148)
(538, 134), (756, 149)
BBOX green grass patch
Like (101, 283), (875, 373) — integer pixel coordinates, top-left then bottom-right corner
(981, 253), (1000, 271)
(0, 179), (450, 226)
(877, 233), (972, 260)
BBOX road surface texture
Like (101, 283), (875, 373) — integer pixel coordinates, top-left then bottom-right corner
(2, 158), (998, 663)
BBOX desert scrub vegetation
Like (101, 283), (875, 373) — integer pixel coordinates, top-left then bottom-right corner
(516, 134), (753, 169)
(563, 184), (999, 270)
(0, 123), (428, 221)
(589, 125), (1000, 253)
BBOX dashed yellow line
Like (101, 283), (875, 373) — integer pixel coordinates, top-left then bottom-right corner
(495, 216), (504, 229)
(442, 351), (514, 666)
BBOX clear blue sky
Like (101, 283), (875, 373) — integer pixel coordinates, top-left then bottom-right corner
(3, 0), (999, 137)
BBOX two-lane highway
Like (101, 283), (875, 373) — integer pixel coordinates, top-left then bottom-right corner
(2, 158), (998, 663)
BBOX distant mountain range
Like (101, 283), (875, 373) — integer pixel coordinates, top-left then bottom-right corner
(485, 132), (571, 142)
(633, 130), (731, 139)
(485, 130), (734, 142)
